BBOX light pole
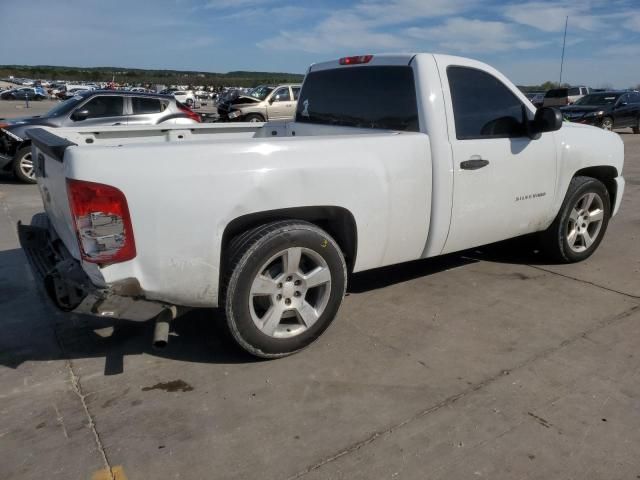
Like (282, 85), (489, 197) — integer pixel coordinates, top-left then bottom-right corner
(559, 16), (568, 86)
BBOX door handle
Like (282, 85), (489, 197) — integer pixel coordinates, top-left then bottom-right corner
(112, 122), (122, 126)
(460, 158), (490, 170)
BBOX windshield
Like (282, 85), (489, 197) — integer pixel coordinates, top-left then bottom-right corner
(250, 86), (274, 101)
(296, 66), (419, 131)
(45, 96), (85, 117)
(574, 93), (621, 106)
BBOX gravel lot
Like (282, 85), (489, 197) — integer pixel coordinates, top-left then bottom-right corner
(0, 118), (639, 479)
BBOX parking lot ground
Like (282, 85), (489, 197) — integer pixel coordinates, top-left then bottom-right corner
(0, 99), (58, 120)
(0, 132), (639, 480)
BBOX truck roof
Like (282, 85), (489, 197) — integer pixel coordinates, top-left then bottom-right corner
(308, 53), (496, 73)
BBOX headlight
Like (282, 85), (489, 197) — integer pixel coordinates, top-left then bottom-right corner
(228, 110), (242, 119)
(584, 111), (605, 118)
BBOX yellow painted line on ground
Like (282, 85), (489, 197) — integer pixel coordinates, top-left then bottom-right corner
(91, 465), (128, 480)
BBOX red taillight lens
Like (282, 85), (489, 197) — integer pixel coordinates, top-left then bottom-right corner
(66, 179), (136, 264)
(339, 55), (373, 65)
(178, 103), (201, 122)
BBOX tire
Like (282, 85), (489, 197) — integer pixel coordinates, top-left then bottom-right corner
(13, 146), (37, 184)
(224, 220), (347, 358)
(600, 116), (613, 131)
(541, 176), (610, 263)
(244, 113), (265, 123)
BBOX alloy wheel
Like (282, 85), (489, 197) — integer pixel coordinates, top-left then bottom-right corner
(566, 192), (605, 253)
(249, 247), (332, 338)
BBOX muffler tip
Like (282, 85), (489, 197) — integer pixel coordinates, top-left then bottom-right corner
(152, 306), (175, 349)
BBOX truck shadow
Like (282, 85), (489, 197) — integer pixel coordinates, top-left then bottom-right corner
(0, 235), (548, 375)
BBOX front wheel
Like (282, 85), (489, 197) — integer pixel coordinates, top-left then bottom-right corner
(541, 176), (610, 263)
(224, 220), (347, 358)
(600, 116), (614, 131)
(244, 113), (265, 123)
(13, 146), (37, 184)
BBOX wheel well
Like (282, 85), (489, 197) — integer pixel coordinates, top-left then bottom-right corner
(574, 166), (618, 212)
(1, 141), (29, 171)
(221, 206), (358, 272)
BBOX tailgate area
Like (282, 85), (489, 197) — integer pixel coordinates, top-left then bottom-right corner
(18, 214), (165, 322)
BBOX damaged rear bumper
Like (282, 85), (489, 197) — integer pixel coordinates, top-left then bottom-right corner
(18, 219), (165, 321)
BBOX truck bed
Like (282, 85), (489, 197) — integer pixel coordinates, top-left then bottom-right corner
(28, 122), (432, 308)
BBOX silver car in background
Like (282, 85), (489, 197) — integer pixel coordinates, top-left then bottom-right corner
(0, 90), (201, 183)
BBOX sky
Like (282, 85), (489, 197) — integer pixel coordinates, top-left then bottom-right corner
(1, 0), (639, 88)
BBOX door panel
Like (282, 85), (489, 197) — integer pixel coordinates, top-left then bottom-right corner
(266, 87), (295, 120)
(440, 64), (557, 254)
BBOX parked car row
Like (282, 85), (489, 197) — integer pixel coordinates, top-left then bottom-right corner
(0, 90), (200, 183)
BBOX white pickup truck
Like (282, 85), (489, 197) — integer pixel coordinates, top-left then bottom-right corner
(20, 53), (625, 358)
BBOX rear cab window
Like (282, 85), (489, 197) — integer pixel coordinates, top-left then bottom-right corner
(296, 66), (419, 131)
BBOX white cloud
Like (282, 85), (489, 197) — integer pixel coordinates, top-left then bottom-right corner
(407, 18), (547, 53)
(503, 1), (599, 32)
(258, 0), (475, 53)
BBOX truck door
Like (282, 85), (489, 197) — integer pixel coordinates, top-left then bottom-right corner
(266, 87), (295, 120)
(440, 64), (557, 254)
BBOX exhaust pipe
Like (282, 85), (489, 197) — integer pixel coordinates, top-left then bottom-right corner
(153, 306), (177, 349)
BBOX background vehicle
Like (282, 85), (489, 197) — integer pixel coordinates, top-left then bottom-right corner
(218, 84), (301, 122)
(561, 91), (640, 132)
(0, 90), (200, 183)
(0, 87), (47, 100)
(543, 86), (590, 107)
(526, 92), (545, 108)
(21, 54), (624, 359)
(173, 90), (196, 107)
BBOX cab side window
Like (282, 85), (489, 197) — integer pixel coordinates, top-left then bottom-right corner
(80, 96), (124, 118)
(272, 87), (291, 102)
(132, 97), (165, 114)
(448, 66), (526, 140)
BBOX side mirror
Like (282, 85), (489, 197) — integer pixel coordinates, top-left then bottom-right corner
(617, 101), (628, 107)
(528, 106), (563, 138)
(268, 96), (277, 104)
(71, 109), (89, 121)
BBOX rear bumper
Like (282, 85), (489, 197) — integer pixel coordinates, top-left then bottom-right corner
(18, 217), (165, 321)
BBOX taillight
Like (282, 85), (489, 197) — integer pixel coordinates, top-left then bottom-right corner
(339, 55), (373, 65)
(177, 103), (201, 122)
(66, 179), (136, 264)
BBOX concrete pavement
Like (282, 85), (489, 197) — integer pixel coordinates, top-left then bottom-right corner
(0, 132), (639, 480)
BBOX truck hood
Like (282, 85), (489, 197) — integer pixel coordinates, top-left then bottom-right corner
(560, 105), (612, 116)
(1, 116), (59, 140)
(230, 96), (261, 105)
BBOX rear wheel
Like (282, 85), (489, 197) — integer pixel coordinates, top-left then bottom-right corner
(13, 146), (37, 184)
(541, 176), (610, 263)
(224, 220), (347, 358)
